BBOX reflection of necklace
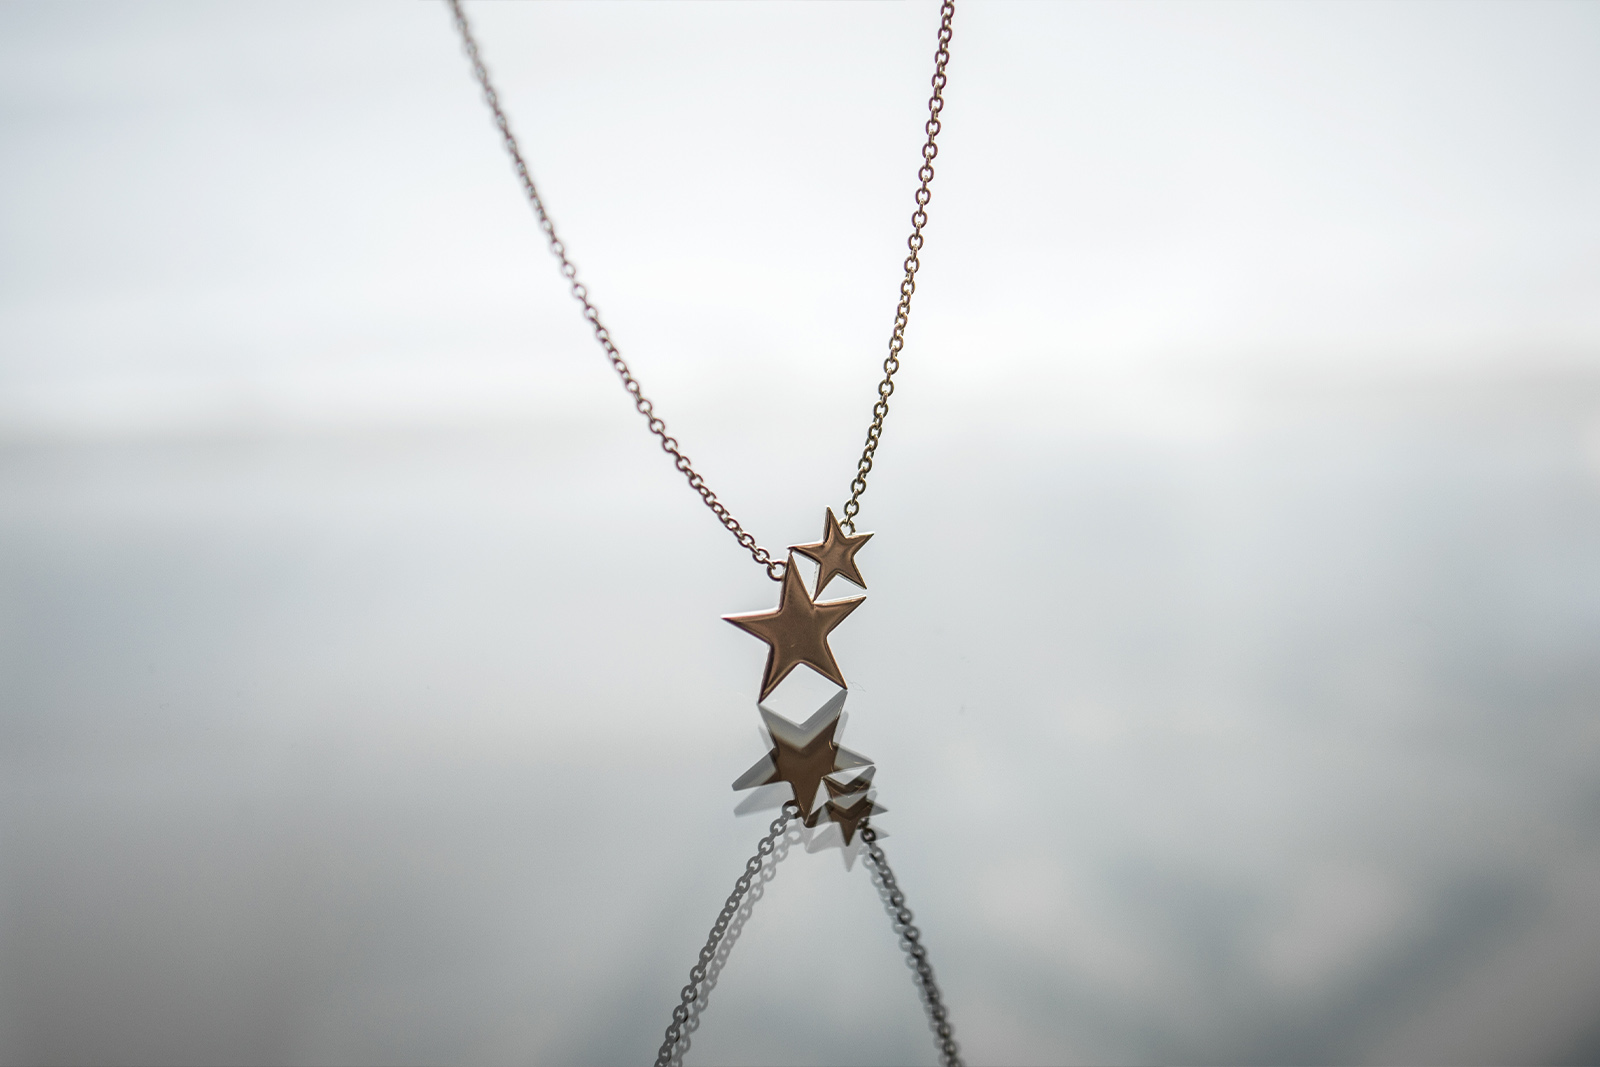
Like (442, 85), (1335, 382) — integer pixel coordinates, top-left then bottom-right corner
(448, 4), (961, 1063)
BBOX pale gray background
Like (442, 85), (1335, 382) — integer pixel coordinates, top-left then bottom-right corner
(3, 2), (1599, 1064)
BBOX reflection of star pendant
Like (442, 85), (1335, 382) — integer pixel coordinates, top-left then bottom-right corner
(820, 787), (885, 846)
(724, 555), (863, 701)
(732, 696), (873, 817)
(791, 507), (873, 597)
(803, 770), (883, 846)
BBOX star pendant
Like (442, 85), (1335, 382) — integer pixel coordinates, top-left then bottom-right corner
(724, 552), (864, 702)
(791, 507), (873, 597)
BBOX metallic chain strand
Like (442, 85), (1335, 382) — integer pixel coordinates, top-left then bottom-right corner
(451, 0), (955, 559)
(860, 823), (963, 1067)
(840, 1), (956, 535)
(654, 804), (800, 1067)
(447, 0), (786, 581)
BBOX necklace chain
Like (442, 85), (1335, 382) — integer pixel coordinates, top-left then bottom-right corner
(842, 1), (955, 536)
(449, 0), (953, 575)
(449, 0), (785, 580)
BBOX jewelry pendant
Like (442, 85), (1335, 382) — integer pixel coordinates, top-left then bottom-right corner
(791, 506), (873, 597)
(722, 508), (869, 701)
(727, 510), (885, 843)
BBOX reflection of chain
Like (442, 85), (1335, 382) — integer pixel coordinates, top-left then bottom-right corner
(862, 823), (964, 1067)
(654, 803), (800, 1067)
(667, 819), (801, 1067)
(841, 1), (956, 536)
(448, 0), (955, 573)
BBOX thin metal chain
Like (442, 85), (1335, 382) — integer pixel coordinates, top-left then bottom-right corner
(861, 823), (963, 1067)
(448, 0), (786, 580)
(654, 803), (799, 1067)
(840, 1), (956, 535)
(450, 0), (956, 564)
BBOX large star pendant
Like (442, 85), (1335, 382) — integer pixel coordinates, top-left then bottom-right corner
(791, 507), (873, 597)
(724, 553), (864, 701)
(732, 694), (872, 817)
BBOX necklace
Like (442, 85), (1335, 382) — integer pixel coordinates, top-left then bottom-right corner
(448, 5), (960, 1064)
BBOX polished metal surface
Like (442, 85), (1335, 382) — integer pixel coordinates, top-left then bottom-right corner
(791, 507), (873, 597)
(723, 558), (864, 702)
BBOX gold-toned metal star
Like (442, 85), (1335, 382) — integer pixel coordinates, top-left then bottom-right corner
(724, 553), (864, 701)
(732, 694), (872, 817)
(791, 507), (873, 597)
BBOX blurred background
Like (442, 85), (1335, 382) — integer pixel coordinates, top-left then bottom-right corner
(3, 2), (1599, 1064)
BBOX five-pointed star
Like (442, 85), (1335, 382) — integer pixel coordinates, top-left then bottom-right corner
(790, 507), (873, 597)
(732, 695), (872, 817)
(724, 554), (864, 701)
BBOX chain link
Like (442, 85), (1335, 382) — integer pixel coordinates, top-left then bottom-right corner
(841, 1), (956, 535)
(861, 822), (963, 1067)
(654, 803), (800, 1067)
(448, 0), (786, 580)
